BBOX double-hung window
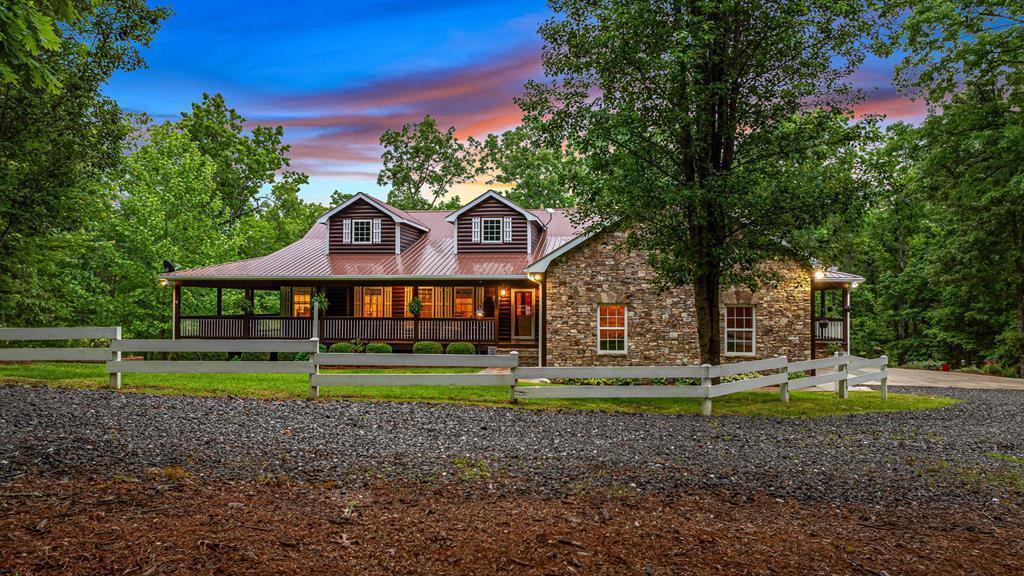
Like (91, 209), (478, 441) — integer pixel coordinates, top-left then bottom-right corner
(454, 287), (475, 318)
(352, 219), (372, 243)
(482, 218), (502, 243)
(597, 304), (627, 354)
(725, 305), (756, 355)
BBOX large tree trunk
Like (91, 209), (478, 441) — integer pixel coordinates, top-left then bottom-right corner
(692, 269), (722, 367)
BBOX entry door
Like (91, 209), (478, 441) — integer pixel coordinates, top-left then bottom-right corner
(512, 290), (535, 339)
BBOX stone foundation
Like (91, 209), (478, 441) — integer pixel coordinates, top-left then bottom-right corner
(543, 230), (811, 366)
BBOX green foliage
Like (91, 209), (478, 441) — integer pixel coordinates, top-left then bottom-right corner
(413, 341), (443, 354)
(365, 342), (393, 354)
(518, 0), (882, 364)
(477, 122), (579, 208)
(377, 114), (475, 210)
(329, 342), (360, 353)
(445, 342), (476, 355)
(0, 0), (94, 92)
(407, 296), (422, 317)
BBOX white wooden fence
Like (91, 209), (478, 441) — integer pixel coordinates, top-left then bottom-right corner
(0, 326), (888, 416)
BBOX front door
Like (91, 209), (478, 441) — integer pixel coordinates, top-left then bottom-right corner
(512, 289), (535, 339)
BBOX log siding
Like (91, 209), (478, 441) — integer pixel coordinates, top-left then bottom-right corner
(455, 197), (529, 253)
(328, 198), (397, 254)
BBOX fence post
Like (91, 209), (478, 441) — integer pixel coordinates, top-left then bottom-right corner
(700, 363), (712, 416)
(779, 356), (789, 403)
(836, 351), (848, 399)
(108, 326), (122, 390)
(309, 337), (320, 400)
(509, 351), (519, 403)
(879, 355), (888, 401)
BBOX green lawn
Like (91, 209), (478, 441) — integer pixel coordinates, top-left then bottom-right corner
(0, 362), (958, 417)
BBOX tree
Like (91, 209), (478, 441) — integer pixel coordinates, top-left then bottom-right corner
(107, 124), (234, 337)
(477, 122), (580, 208)
(0, 0), (94, 92)
(893, 0), (1024, 376)
(0, 0), (169, 326)
(178, 92), (294, 223)
(377, 114), (476, 210)
(519, 0), (879, 365)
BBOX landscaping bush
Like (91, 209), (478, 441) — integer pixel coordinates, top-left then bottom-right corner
(982, 363), (1005, 376)
(1003, 367), (1021, 378)
(239, 352), (269, 361)
(446, 342), (476, 355)
(365, 342), (393, 354)
(413, 341), (443, 354)
(903, 359), (944, 371)
(329, 342), (359, 353)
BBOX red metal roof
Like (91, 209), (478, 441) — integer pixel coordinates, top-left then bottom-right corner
(164, 208), (584, 281)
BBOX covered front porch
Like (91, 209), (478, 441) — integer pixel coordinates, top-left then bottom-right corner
(169, 280), (541, 350)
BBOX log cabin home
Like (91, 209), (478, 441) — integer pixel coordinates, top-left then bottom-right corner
(159, 191), (862, 366)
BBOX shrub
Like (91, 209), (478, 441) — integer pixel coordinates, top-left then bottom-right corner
(982, 363), (1005, 376)
(413, 341), (443, 354)
(446, 342), (476, 355)
(365, 342), (393, 354)
(1003, 367), (1021, 379)
(240, 352), (269, 361)
(329, 342), (358, 353)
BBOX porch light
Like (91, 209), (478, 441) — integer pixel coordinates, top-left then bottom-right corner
(813, 270), (825, 280)
(528, 273), (543, 282)
(159, 278), (169, 287)
(500, 288), (508, 297)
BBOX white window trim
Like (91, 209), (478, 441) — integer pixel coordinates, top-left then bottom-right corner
(724, 304), (757, 357)
(596, 304), (628, 355)
(352, 219), (372, 244)
(481, 218), (503, 243)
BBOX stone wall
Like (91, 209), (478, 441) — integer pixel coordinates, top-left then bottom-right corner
(543, 230), (811, 366)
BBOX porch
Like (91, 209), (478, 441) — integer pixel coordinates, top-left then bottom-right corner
(170, 281), (540, 349)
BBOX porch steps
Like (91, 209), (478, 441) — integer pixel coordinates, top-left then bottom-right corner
(497, 347), (538, 367)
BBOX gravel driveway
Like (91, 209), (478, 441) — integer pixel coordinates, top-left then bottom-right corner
(1, 384), (1021, 508)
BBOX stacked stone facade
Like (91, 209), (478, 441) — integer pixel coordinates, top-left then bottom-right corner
(543, 230), (812, 366)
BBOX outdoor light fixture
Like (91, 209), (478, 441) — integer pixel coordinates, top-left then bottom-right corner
(159, 278), (169, 287)
(814, 270), (825, 280)
(500, 288), (508, 297)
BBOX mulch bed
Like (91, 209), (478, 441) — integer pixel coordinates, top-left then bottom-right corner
(1, 474), (1022, 575)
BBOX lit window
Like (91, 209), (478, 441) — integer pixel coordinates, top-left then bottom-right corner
(292, 288), (312, 317)
(725, 305), (755, 355)
(352, 220), (371, 243)
(597, 304), (627, 354)
(482, 218), (502, 243)
(363, 287), (384, 318)
(418, 288), (433, 318)
(454, 287), (474, 318)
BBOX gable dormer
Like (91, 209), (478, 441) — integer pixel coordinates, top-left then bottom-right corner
(446, 190), (545, 255)
(317, 192), (428, 255)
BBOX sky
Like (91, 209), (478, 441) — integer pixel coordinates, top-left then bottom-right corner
(104, 0), (926, 204)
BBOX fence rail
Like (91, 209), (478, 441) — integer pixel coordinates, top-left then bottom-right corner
(1, 325), (888, 415)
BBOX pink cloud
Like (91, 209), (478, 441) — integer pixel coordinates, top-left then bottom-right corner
(244, 47), (541, 178)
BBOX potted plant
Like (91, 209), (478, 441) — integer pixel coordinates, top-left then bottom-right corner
(311, 292), (329, 315)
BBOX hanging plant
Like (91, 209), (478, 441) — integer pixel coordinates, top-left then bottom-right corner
(407, 296), (422, 317)
(311, 292), (329, 314)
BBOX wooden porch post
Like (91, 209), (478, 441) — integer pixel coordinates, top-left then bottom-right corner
(216, 288), (222, 316)
(243, 288), (253, 339)
(413, 286), (420, 341)
(809, 278), (816, 362)
(842, 286), (850, 352)
(172, 283), (181, 340)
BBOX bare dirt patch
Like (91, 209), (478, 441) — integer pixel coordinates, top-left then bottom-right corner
(1, 475), (1021, 575)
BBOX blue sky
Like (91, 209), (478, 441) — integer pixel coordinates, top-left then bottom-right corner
(105, 1), (923, 204)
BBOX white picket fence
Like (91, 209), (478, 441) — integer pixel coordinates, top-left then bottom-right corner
(0, 326), (888, 416)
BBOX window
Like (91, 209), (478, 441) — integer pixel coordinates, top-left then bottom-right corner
(418, 287), (434, 318)
(454, 287), (474, 318)
(292, 288), (312, 317)
(725, 305), (756, 355)
(482, 218), (502, 243)
(597, 304), (627, 354)
(363, 287), (384, 318)
(352, 219), (371, 243)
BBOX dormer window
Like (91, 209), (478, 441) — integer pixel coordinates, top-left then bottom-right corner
(352, 220), (372, 244)
(482, 218), (502, 243)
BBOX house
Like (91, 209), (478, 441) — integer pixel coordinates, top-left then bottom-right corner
(159, 190), (861, 366)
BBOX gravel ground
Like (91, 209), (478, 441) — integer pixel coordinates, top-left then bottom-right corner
(1, 384), (1021, 507)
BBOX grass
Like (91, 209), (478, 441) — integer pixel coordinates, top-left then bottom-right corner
(0, 362), (958, 417)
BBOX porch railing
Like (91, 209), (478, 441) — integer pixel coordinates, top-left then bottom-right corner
(814, 318), (845, 341)
(178, 315), (497, 343)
